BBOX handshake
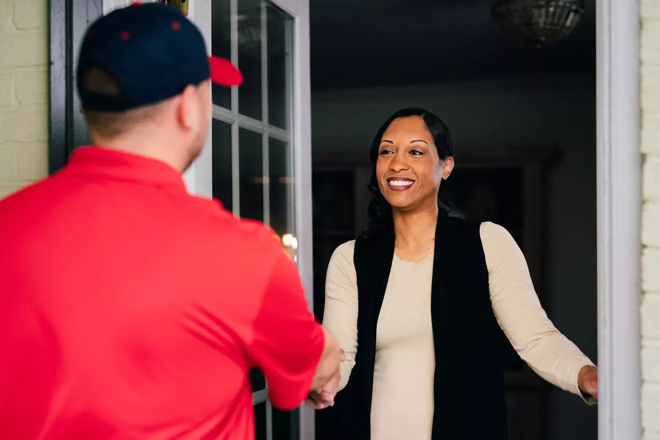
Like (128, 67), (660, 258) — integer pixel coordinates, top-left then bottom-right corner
(305, 348), (346, 410)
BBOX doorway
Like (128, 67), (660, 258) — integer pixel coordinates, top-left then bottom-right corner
(47, 0), (642, 438)
(308, 0), (641, 439)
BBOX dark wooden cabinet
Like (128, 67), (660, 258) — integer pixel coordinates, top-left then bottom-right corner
(312, 146), (558, 440)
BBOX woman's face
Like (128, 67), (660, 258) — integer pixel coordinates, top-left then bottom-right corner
(376, 116), (454, 213)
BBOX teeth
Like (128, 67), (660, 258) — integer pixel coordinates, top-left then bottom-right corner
(390, 180), (413, 187)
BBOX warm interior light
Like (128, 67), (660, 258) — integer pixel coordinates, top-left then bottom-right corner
(282, 233), (298, 250)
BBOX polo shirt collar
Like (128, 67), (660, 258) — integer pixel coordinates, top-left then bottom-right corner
(65, 146), (187, 192)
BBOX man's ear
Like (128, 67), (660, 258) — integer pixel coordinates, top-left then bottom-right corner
(176, 85), (199, 131)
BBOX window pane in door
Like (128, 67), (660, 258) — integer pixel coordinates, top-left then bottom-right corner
(238, 0), (262, 120)
(212, 120), (233, 211)
(267, 4), (291, 130)
(272, 407), (297, 439)
(254, 402), (267, 440)
(239, 128), (264, 221)
(211, 0), (231, 109)
(269, 138), (292, 238)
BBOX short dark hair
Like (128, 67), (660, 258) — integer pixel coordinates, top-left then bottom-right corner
(81, 65), (165, 139)
(363, 108), (454, 236)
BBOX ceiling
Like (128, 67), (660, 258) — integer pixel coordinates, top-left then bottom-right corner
(310, 0), (596, 90)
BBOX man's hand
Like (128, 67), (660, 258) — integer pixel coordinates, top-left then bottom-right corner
(306, 370), (340, 409)
(578, 365), (598, 400)
(305, 349), (344, 410)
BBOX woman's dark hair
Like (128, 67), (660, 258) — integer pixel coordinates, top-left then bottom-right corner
(362, 108), (453, 237)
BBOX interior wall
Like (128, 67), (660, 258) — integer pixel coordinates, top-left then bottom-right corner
(311, 75), (598, 440)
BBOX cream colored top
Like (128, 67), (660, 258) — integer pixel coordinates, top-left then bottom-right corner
(323, 222), (595, 440)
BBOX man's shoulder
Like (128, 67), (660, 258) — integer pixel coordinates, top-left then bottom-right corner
(194, 197), (284, 257)
(0, 176), (52, 208)
(0, 176), (64, 228)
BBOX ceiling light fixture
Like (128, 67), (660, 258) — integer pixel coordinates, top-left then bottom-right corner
(491, 0), (584, 48)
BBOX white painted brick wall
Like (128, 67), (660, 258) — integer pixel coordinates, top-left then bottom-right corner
(0, 0), (48, 200)
(643, 202), (660, 248)
(13, 0), (47, 31)
(641, 2), (660, 439)
(642, 340), (660, 383)
(642, 114), (660, 155)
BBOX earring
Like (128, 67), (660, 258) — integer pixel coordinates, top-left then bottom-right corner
(443, 174), (449, 180)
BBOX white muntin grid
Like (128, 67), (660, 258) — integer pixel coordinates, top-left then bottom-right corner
(212, 0), (294, 437)
(214, 0), (293, 228)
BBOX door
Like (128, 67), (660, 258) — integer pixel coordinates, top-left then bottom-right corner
(103, 1), (313, 439)
(206, 0), (313, 439)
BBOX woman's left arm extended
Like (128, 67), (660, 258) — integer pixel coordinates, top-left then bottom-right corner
(481, 222), (598, 403)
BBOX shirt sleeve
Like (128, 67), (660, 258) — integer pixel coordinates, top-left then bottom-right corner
(322, 241), (358, 391)
(247, 249), (325, 410)
(480, 222), (596, 404)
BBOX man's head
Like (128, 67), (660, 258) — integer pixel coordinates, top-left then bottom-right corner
(77, 3), (241, 171)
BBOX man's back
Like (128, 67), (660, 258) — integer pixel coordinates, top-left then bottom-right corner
(0, 147), (324, 439)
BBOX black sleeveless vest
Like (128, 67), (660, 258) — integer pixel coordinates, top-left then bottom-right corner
(316, 210), (508, 440)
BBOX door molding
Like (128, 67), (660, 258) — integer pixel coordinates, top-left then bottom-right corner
(48, 0), (104, 174)
(596, 0), (642, 439)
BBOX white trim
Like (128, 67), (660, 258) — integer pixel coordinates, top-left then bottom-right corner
(596, 0), (642, 439)
(284, 16), (295, 239)
(282, 0), (314, 438)
(212, 105), (237, 124)
(212, 106), (290, 142)
(252, 389), (269, 405)
(267, 0), (304, 18)
(266, 400), (274, 440)
(261, 2), (271, 226)
(261, 2), (269, 126)
(263, 133), (271, 226)
(103, 0), (152, 14)
(238, 115), (289, 140)
(191, 0), (213, 199)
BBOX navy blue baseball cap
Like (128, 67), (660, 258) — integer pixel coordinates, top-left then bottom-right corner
(77, 2), (242, 112)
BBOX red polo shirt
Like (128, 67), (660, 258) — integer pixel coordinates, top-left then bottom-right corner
(0, 147), (324, 440)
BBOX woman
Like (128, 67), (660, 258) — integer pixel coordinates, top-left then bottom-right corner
(309, 108), (598, 440)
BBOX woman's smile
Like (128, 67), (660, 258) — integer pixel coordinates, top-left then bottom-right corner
(386, 177), (415, 191)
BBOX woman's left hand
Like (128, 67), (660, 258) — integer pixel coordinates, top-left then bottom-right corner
(578, 365), (598, 400)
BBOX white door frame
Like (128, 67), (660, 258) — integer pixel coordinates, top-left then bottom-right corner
(596, 0), (642, 439)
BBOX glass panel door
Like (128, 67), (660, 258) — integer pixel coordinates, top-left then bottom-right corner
(211, 1), (299, 439)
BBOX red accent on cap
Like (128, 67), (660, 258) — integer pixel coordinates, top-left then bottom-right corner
(208, 56), (243, 87)
(132, 1), (141, 5)
(171, 21), (182, 31)
(121, 31), (130, 41)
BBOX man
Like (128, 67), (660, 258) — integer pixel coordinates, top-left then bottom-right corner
(0, 3), (340, 439)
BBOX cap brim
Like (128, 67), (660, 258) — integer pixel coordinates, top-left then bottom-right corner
(209, 56), (243, 87)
